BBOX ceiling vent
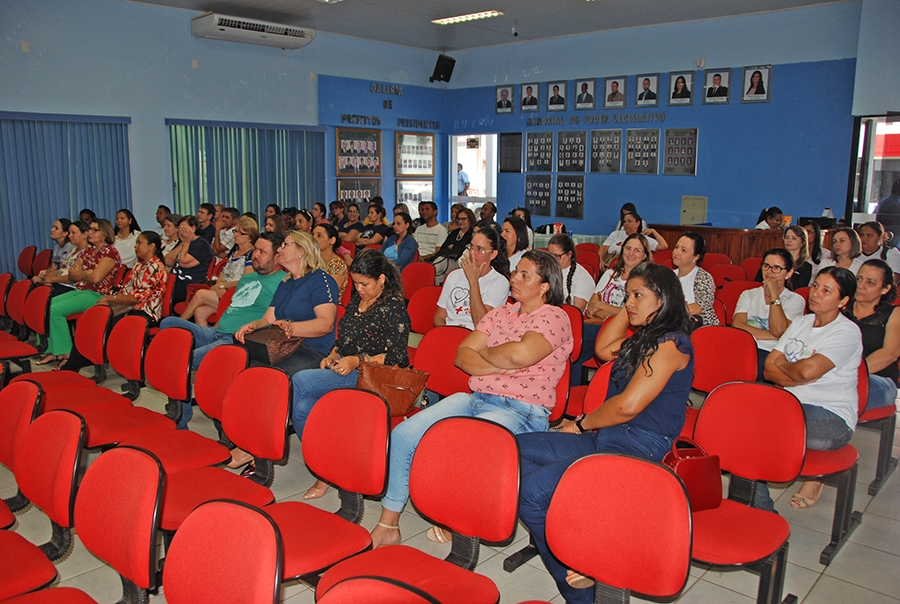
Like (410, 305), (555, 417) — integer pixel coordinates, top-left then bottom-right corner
(191, 12), (316, 49)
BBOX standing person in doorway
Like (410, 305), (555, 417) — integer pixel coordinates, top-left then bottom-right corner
(457, 163), (470, 196)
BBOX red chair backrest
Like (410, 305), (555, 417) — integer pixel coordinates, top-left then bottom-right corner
(694, 382), (806, 482)
(549, 362), (571, 423)
(413, 326), (472, 398)
(577, 256), (600, 282)
(303, 389), (390, 496)
(194, 345), (249, 420)
(5, 279), (31, 325)
(653, 248), (673, 265)
(208, 257), (227, 280)
(691, 326), (757, 393)
(23, 285), (51, 336)
(740, 257), (763, 279)
(0, 381), (42, 470)
(717, 281), (759, 325)
(209, 286), (236, 325)
(341, 278), (353, 307)
(75, 446), (164, 592)
(317, 577), (435, 603)
(857, 358), (869, 417)
(575, 242), (600, 257)
(73, 305), (113, 366)
(15, 410), (85, 527)
(794, 286), (810, 310)
(561, 304), (583, 364)
(0, 273), (13, 318)
(713, 298), (727, 326)
(107, 314), (149, 382)
(32, 249), (53, 275)
(161, 273), (177, 318)
(703, 252), (732, 267)
(401, 262), (436, 300)
(221, 366), (290, 462)
(145, 327), (194, 401)
(408, 285), (441, 336)
(17, 246), (36, 278)
(410, 417), (519, 543)
(582, 361), (614, 415)
(112, 264), (128, 288)
(708, 264), (748, 289)
(546, 454), (691, 598)
(164, 500), (282, 604)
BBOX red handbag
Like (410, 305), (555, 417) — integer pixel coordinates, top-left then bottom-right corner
(662, 437), (722, 511)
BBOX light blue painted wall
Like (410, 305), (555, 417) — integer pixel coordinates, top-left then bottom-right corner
(852, 0), (900, 116)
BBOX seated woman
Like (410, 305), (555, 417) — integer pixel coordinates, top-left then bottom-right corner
(313, 223), (348, 298)
(516, 263), (693, 603)
(58, 231), (167, 373)
(264, 214), (286, 236)
(671, 232), (719, 326)
(369, 250), (574, 548)
(356, 205), (390, 249)
(338, 202), (365, 245)
(312, 202), (329, 226)
(178, 216), (257, 327)
(803, 221), (831, 279)
(40, 218), (122, 365)
(380, 211), (418, 270)
(435, 227), (509, 330)
(48, 218), (74, 271)
(444, 202), (466, 232)
(113, 209), (141, 268)
(511, 207), (534, 249)
(291, 208), (312, 234)
(431, 207), (476, 285)
(756, 206), (784, 230)
(763, 266), (862, 509)
(783, 225), (813, 289)
(501, 216), (530, 271)
(733, 248), (807, 380)
(857, 222), (900, 284)
(821, 226), (863, 275)
(160, 213), (182, 258)
(34, 220), (88, 297)
(598, 211), (667, 271)
(548, 233), (594, 312)
(849, 259), (900, 412)
(169, 215), (213, 307)
(290, 249), (409, 499)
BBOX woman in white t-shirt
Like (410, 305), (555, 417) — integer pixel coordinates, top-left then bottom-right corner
(598, 211), (667, 271)
(819, 227), (863, 275)
(755, 206), (784, 230)
(762, 266), (862, 510)
(548, 234), (594, 312)
(114, 209), (141, 268)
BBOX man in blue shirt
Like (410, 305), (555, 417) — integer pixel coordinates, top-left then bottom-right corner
(457, 163), (470, 196)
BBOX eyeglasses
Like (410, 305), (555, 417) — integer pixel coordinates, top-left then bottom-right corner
(549, 251), (567, 259)
(465, 244), (492, 255)
(761, 263), (787, 274)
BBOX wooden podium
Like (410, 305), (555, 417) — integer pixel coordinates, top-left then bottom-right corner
(649, 225), (785, 265)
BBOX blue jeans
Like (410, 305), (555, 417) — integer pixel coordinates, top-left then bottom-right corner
(382, 392), (551, 513)
(160, 317), (234, 428)
(867, 374), (898, 411)
(291, 367), (360, 441)
(517, 424), (672, 604)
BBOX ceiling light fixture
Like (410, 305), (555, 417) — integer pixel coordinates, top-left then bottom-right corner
(432, 10), (504, 26)
(316, 0), (344, 4)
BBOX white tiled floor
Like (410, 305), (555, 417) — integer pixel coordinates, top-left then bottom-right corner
(3, 361), (899, 603)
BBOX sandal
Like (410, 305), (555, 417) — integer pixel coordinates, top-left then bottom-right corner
(790, 481), (824, 509)
(35, 354), (63, 366)
(426, 526), (452, 543)
(372, 522), (401, 548)
(566, 571), (594, 590)
(227, 449), (254, 469)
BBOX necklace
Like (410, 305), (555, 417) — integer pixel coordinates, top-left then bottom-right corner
(455, 229), (465, 241)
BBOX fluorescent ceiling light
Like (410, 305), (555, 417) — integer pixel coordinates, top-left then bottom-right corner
(432, 10), (503, 25)
(316, 0), (344, 4)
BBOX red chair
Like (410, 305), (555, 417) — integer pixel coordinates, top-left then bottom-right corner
(317, 417), (519, 604)
(0, 273), (14, 332)
(703, 252), (732, 266)
(713, 298), (727, 325)
(717, 280), (759, 325)
(317, 576), (436, 603)
(17, 246), (36, 279)
(563, 360), (612, 420)
(545, 455), (692, 603)
(653, 248), (672, 265)
(574, 242), (600, 258)
(691, 382), (806, 604)
(412, 326), (472, 399)
(741, 257), (764, 279)
(858, 393), (899, 495)
(207, 285), (235, 325)
(1, 280), (31, 343)
(31, 250), (53, 276)
(401, 262), (436, 300)
(708, 263), (748, 289)
(265, 389), (389, 582)
(340, 278), (353, 307)
(406, 285), (441, 365)
(561, 304), (583, 364)
(577, 257), (600, 282)
(0, 286), (52, 377)
(174, 258), (227, 315)
(0, 382), (43, 515)
(794, 286), (810, 310)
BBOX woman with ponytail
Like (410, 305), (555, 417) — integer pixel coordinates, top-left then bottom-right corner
(548, 234), (594, 312)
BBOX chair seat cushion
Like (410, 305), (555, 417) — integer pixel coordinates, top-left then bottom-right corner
(10, 371), (96, 391)
(860, 404), (897, 422)
(691, 500), (790, 566)
(119, 432), (230, 474)
(42, 387), (132, 414)
(0, 531), (59, 601)
(0, 342), (38, 359)
(78, 407), (175, 448)
(0, 587), (100, 604)
(801, 445), (858, 478)
(318, 545), (499, 604)
(161, 467), (274, 531)
(0, 499), (14, 529)
(265, 501), (372, 580)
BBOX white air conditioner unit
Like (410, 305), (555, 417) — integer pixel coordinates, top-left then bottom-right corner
(191, 12), (316, 50)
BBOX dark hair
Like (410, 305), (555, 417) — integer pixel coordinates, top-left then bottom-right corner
(457, 208), (476, 230)
(860, 221), (884, 238)
(394, 212), (415, 235)
(242, 211), (259, 224)
(621, 210), (644, 233)
(549, 233), (579, 304)
(614, 263), (692, 381)
(503, 217), (529, 254)
(678, 232), (706, 266)
(611, 233), (652, 279)
(313, 202), (327, 217)
(481, 201), (497, 217)
(315, 223), (342, 253)
(368, 204), (386, 219)
(295, 209), (311, 224)
(858, 259), (897, 307)
(370, 196), (384, 207)
(70, 219), (90, 234)
(619, 203), (638, 226)
(138, 230), (165, 264)
(330, 199), (345, 211)
(224, 207), (240, 220)
(79, 208), (97, 222)
(510, 207), (533, 229)
(816, 266), (857, 310)
(178, 214), (201, 236)
(266, 214), (286, 235)
(266, 203), (281, 215)
(763, 248), (794, 273)
(348, 249), (404, 307)
(474, 226), (509, 279)
(803, 221), (824, 264)
(757, 206), (783, 225)
(747, 70), (766, 95)
(116, 209), (141, 235)
(830, 227), (862, 259)
(519, 250), (565, 307)
(258, 231), (285, 251)
(419, 201), (438, 213)
(199, 203), (216, 217)
(157, 204), (171, 213)
(55, 218), (73, 243)
(347, 202), (360, 214)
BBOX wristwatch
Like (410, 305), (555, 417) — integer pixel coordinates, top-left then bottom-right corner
(770, 298), (782, 306)
(574, 415), (587, 433)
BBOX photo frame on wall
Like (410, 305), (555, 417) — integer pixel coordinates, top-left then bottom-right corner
(635, 73), (660, 108)
(336, 128), (381, 177)
(547, 81), (567, 111)
(603, 76), (626, 109)
(702, 68), (731, 104)
(741, 65), (771, 103)
(668, 71), (694, 106)
(337, 178), (380, 203)
(496, 85), (514, 113)
(395, 132), (434, 177)
(521, 83), (539, 112)
(396, 180), (433, 205)
(574, 79), (596, 110)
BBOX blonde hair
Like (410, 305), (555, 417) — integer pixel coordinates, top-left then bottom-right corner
(784, 225), (809, 265)
(238, 216), (259, 242)
(286, 230), (326, 278)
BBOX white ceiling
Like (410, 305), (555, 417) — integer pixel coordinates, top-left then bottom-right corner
(131, 0), (841, 52)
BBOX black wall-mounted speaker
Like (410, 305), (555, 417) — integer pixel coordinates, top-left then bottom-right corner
(430, 54), (456, 83)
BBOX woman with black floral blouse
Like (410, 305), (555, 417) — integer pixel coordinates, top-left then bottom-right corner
(291, 249), (410, 499)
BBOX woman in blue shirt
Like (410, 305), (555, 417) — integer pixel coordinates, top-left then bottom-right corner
(380, 211), (418, 270)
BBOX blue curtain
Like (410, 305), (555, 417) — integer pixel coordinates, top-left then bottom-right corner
(167, 120), (325, 217)
(0, 112), (132, 275)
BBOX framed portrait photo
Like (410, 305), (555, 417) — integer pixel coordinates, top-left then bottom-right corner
(495, 85), (514, 113)
(395, 132), (434, 177)
(337, 178), (380, 203)
(336, 128), (381, 177)
(741, 65), (771, 103)
(574, 79), (596, 111)
(396, 180), (433, 205)
(668, 71), (694, 106)
(702, 68), (731, 104)
(547, 81), (567, 112)
(634, 73), (660, 108)
(521, 83), (539, 112)
(603, 76), (626, 109)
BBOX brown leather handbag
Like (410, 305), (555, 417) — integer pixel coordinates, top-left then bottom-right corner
(241, 324), (304, 365)
(662, 437), (722, 512)
(356, 361), (429, 416)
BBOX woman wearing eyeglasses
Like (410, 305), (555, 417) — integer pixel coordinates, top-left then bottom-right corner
(732, 248), (807, 380)
(430, 207), (477, 284)
(435, 227), (510, 330)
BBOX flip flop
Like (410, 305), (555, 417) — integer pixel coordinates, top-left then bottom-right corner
(35, 354), (62, 366)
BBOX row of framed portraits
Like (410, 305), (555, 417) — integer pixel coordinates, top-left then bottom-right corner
(495, 65), (772, 113)
(336, 178), (435, 205)
(336, 128), (435, 179)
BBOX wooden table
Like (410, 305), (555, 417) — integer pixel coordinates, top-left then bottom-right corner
(649, 225), (785, 265)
